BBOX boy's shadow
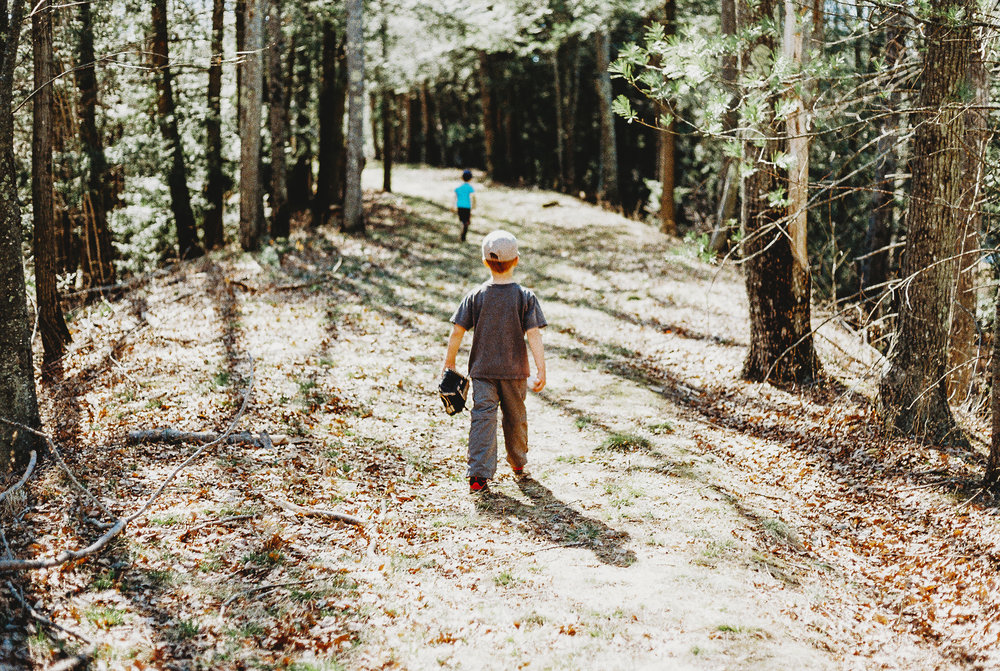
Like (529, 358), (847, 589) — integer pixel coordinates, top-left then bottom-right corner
(476, 477), (636, 568)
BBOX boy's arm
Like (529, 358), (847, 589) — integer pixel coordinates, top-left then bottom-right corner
(526, 327), (545, 392)
(470, 193), (477, 210)
(443, 324), (466, 372)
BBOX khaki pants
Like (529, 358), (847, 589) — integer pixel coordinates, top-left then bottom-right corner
(468, 378), (528, 479)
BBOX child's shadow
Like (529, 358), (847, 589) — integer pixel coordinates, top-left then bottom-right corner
(476, 477), (636, 568)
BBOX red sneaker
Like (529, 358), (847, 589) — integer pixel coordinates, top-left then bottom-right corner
(469, 477), (488, 493)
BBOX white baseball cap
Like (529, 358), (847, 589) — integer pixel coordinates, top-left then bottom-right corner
(482, 230), (518, 262)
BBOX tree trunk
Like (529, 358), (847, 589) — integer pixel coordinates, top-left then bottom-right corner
(564, 39), (580, 193)
(860, 11), (906, 314)
(1, 0), (42, 472)
(370, 93), (382, 160)
(738, 0), (819, 385)
(236, 0), (245, 112)
(783, 0), (810, 301)
(658, 0), (677, 235)
(875, 0), (977, 444)
(33, 0), (71, 366)
(313, 20), (346, 227)
(203, 0), (226, 250)
(709, 0), (739, 254)
(594, 29), (619, 206)
(152, 0), (203, 259)
(986, 284), (1000, 489)
(287, 18), (312, 214)
(77, 1), (117, 285)
(478, 50), (497, 179)
(382, 93), (392, 192)
(343, 0), (365, 234)
(267, 0), (290, 239)
(552, 47), (565, 190)
(947, 44), (990, 405)
(239, 0), (263, 249)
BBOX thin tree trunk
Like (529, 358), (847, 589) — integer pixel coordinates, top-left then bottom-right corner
(594, 29), (619, 206)
(203, 0), (226, 250)
(477, 50), (496, 178)
(343, 0), (365, 234)
(236, 0), (245, 112)
(239, 0), (263, 249)
(948, 44), (989, 404)
(986, 284), (1000, 488)
(419, 82), (430, 165)
(152, 0), (203, 259)
(860, 11), (906, 313)
(287, 17), (312, 213)
(77, 1), (117, 285)
(739, 0), (819, 384)
(33, 0), (70, 366)
(658, 0), (677, 235)
(313, 21), (346, 226)
(564, 39), (580, 193)
(267, 0), (290, 238)
(552, 47), (565, 190)
(370, 93), (382, 160)
(382, 94), (392, 192)
(783, 0), (810, 308)
(1, 0), (42, 471)
(709, 0), (739, 254)
(875, 0), (977, 444)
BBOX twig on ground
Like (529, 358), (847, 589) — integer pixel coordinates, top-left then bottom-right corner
(265, 496), (365, 527)
(183, 514), (256, 534)
(6, 580), (93, 645)
(219, 578), (318, 618)
(521, 541), (588, 555)
(0, 355), (255, 572)
(127, 428), (284, 447)
(0, 450), (37, 505)
(955, 487), (985, 511)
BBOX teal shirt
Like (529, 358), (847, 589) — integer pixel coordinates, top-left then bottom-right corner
(455, 183), (474, 209)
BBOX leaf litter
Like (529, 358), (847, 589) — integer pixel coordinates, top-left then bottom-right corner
(1, 166), (999, 669)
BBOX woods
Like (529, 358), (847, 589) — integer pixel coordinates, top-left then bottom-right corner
(5, 0), (1000, 667)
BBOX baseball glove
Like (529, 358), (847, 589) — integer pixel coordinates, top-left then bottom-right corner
(438, 369), (470, 415)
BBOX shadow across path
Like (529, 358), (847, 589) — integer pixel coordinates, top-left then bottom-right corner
(475, 477), (636, 568)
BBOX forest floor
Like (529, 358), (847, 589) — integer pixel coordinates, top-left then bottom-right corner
(3, 165), (1000, 671)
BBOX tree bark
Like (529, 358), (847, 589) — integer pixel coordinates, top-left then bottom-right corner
(552, 47), (565, 190)
(478, 50), (497, 179)
(313, 20), (347, 226)
(203, 0), (226, 250)
(738, 0), (819, 385)
(860, 11), (906, 314)
(783, 0), (810, 303)
(267, 0), (290, 238)
(287, 16), (313, 214)
(947, 43), (989, 404)
(0, 0), (42, 472)
(343, 0), (365, 234)
(986, 284), (1000, 488)
(875, 0), (977, 444)
(33, 0), (71, 366)
(594, 29), (619, 206)
(709, 0), (739, 254)
(236, 0), (246, 112)
(77, 0), (117, 286)
(658, 0), (677, 235)
(382, 93), (392, 192)
(239, 0), (263, 249)
(152, 0), (203, 259)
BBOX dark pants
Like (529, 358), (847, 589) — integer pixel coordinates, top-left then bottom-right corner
(468, 378), (528, 479)
(457, 207), (471, 241)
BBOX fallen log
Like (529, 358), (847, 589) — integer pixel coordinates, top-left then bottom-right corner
(128, 429), (287, 448)
(265, 496), (365, 527)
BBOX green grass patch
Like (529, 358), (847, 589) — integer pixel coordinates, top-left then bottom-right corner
(598, 433), (651, 453)
(85, 605), (127, 629)
(647, 421), (675, 435)
(494, 571), (519, 587)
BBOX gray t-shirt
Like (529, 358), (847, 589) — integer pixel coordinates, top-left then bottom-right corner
(450, 281), (547, 379)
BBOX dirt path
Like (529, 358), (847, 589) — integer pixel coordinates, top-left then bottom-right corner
(5, 166), (999, 670)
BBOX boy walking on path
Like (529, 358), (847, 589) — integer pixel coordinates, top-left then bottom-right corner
(443, 230), (547, 493)
(454, 169), (476, 242)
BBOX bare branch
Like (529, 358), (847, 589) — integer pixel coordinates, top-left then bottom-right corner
(0, 450), (36, 505)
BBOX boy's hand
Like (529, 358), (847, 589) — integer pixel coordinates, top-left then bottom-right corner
(531, 372), (545, 393)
